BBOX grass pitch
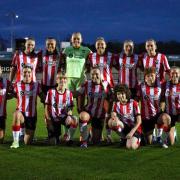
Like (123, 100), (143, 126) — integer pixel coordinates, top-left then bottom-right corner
(0, 98), (180, 180)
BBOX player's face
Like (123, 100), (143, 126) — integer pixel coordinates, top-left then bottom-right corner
(145, 73), (156, 86)
(25, 40), (35, 54)
(117, 92), (127, 104)
(124, 43), (133, 56)
(170, 69), (180, 84)
(56, 75), (67, 88)
(46, 39), (56, 53)
(23, 68), (32, 83)
(91, 69), (101, 84)
(71, 34), (82, 48)
(96, 40), (106, 55)
(145, 41), (156, 56)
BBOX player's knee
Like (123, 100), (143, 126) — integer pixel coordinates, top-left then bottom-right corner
(126, 142), (132, 149)
(79, 111), (90, 123)
(65, 116), (78, 128)
(108, 117), (124, 131)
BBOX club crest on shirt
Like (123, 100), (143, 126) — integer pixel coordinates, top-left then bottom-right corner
(43, 59), (57, 66)
(20, 90), (34, 96)
(119, 63), (135, 69)
(88, 91), (106, 98)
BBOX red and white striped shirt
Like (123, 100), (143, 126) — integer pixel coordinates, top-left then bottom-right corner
(14, 81), (41, 117)
(113, 100), (141, 128)
(78, 80), (112, 118)
(42, 52), (60, 86)
(11, 51), (42, 82)
(139, 53), (170, 82)
(0, 78), (10, 117)
(45, 89), (73, 118)
(164, 81), (180, 115)
(115, 53), (139, 88)
(137, 81), (164, 120)
(88, 52), (115, 87)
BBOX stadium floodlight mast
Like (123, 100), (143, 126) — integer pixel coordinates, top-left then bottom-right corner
(6, 12), (19, 51)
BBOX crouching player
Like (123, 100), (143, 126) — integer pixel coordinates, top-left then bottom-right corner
(10, 65), (43, 148)
(108, 84), (142, 150)
(77, 66), (112, 148)
(45, 72), (78, 145)
(136, 67), (171, 147)
(0, 66), (11, 143)
(160, 66), (180, 145)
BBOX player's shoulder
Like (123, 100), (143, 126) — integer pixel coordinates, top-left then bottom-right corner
(63, 46), (73, 54)
(80, 46), (92, 54)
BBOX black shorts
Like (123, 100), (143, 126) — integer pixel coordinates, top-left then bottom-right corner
(48, 116), (67, 138)
(91, 117), (105, 130)
(169, 114), (179, 127)
(22, 113), (37, 131)
(0, 116), (6, 130)
(122, 124), (141, 139)
(142, 113), (161, 134)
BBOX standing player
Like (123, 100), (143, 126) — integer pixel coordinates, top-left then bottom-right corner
(108, 84), (142, 150)
(77, 66), (112, 147)
(9, 37), (42, 83)
(45, 72), (78, 145)
(161, 66), (180, 145)
(136, 67), (171, 146)
(138, 39), (170, 83)
(114, 40), (139, 97)
(88, 37), (115, 88)
(0, 66), (11, 143)
(61, 32), (91, 95)
(10, 65), (42, 148)
(42, 37), (60, 101)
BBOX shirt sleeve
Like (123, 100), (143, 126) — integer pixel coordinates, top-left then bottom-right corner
(162, 54), (170, 73)
(133, 100), (141, 116)
(78, 81), (87, 95)
(11, 51), (18, 67)
(45, 90), (51, 105)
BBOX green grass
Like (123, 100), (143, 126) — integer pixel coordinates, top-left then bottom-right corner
(0, 98), (180, 180)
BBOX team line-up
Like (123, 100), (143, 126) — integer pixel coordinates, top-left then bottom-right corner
(0, 32), (179, 149)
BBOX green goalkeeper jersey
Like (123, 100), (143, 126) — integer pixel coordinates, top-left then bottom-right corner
(63, 46), (91, 78)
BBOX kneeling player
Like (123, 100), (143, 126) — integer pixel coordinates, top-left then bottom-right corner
(108, 84), (142, 150)
(136, 67), (171, 147)
(10, 65), (43, 148)
(161, 66), (180, 145)
(77, 66), (112, 148)
(45, 72), (77, 145)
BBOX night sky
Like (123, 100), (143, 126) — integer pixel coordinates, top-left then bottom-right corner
(0, 0), (180, 48)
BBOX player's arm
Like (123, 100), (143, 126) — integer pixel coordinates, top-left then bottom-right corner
(126, 101), (142, 139)
(126, 115), (141, 139)
(59, 51), (67, 73)
(9, 51), (18, 82)
(36, 50), (43, 72)
(160, 83), (166, 112)
(37, 83), (45, 103)
(45, 104), (52, 126)
(9, 66), (17, 83)
(77, 93), (85, 113)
